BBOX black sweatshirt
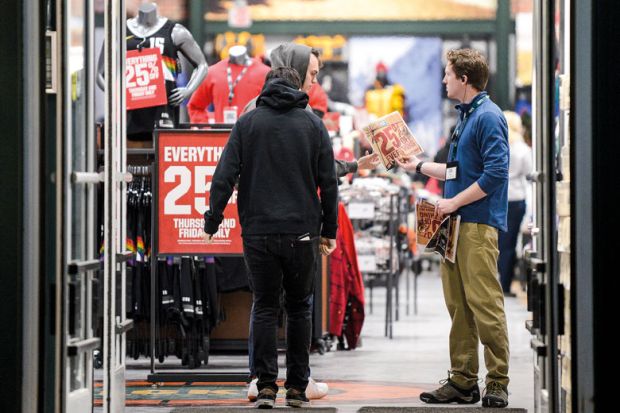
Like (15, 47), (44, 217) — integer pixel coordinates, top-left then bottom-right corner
(204, 78), (339, 239)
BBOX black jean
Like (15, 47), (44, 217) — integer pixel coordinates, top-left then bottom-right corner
(498, 200), (527, 293)
(243, 234), (318, 393)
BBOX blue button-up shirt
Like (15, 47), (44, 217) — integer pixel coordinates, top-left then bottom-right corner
(444, 92), (509, 232)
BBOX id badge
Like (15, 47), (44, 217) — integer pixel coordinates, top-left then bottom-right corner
(446, 161), (459, 180)
(223, 106), (238, 124)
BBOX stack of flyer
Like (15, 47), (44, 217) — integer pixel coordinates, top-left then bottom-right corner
(415, 199), (461, 263)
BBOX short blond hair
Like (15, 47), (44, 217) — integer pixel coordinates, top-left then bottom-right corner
(503, 110), (524, 144)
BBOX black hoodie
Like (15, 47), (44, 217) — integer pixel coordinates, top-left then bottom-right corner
(241, 42), (358, 177)
(205, 78), (339, 239)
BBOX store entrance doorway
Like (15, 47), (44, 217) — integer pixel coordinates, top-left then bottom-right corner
(55, 0), (131, 411)
(99, 0), (132, 411)
(60, 0), (98, 410)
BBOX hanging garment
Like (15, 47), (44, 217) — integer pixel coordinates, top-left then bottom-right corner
(180, 257), (196, 318)
(122, 168), (222, 366)
(187, 57), (270, 123)
(308, 82), (328, 117)
(364, 84), (406, 119)
(126, 19), (180, 137)
(215, 257), (250, 292)
(125, 170), (153, 359)
(329, 202), (365, 349)
(199, 257), (219, 332)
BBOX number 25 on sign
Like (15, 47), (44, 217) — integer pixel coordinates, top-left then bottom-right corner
(163, 166), (238, 215)
(375, 125), (402, 156)
(125, 48), (167, 110)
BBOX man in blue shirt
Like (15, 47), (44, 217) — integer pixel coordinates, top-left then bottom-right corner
(398, 48), (510, 408)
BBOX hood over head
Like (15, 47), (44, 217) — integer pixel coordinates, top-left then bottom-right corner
(270, 43), (312, 85)
(257, 78), (309, 111)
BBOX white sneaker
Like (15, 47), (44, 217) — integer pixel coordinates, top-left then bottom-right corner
(247, 378), (258, 402)
(249, 376), (328, 401)
(305, 377), (328, 399)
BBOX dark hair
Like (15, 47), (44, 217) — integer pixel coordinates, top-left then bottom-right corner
(310, 47), (324, 68)
(446, 48), (489, 91)
(265, 67), (302, 89)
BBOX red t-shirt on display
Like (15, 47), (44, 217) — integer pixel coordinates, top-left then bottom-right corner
(188, 57), (270, 123)
(308, 82), (328, 114)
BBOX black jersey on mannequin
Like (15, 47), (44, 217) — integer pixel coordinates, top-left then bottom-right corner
(126, 19), (179, 139)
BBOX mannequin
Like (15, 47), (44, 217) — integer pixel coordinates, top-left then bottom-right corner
(187, 44), (270, 124)
(97, 3), (208, 139)
(228, 45), (250, 65)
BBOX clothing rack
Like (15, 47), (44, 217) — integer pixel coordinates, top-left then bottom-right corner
(93, 127), (235, 378)
(94, 141), (248, 382)
(340, 178), (401, 339)
(147, 128), (249, 383)
(123, 164), (217, 370)
(396, 187), (419, 316)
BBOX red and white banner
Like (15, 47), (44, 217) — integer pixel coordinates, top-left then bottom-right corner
(126, 48), (168, 110)
(157, 130), (243, 255)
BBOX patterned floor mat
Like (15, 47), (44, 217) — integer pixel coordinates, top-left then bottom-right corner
(94, 380), (426, 407)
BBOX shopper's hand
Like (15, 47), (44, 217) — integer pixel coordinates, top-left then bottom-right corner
(202, 232), (213, 243)
(357, 151), (380, 170)
(319, 237), (336, 256)
(436, 197), (459, 217)
(396, 155), (421, 172)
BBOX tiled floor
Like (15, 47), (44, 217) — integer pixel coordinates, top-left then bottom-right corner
(96, 268), (533, 412)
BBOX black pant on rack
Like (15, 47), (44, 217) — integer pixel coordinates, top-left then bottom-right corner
(243, 234), (318, 393)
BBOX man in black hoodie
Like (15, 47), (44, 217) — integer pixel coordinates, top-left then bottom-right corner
(203, 67), (338, 408)
(243, 43), (366, 404)
(243, 43), (379, 176)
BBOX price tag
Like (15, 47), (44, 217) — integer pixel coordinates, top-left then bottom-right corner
(358, 255), (377, 272)
(347, 202), (375, 219)
(126, 48), (168, 110)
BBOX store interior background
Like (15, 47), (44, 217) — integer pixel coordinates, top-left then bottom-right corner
(89, 0), (540, 411)
(10, 0), (612, 412)
(99, 0), (534, 405)
(5, 0), (619, 411)
(94, 0), (534, 158)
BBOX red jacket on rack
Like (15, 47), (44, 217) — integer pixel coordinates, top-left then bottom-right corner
(308, 82), (328, 116)
(329, 202), (365, 349)
(187, 57), (270, 124)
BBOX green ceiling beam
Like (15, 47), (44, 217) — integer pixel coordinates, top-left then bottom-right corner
(189, 0), (205, 47)
(203, 19), (514, 37)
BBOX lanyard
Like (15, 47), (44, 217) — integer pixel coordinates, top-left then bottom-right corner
(227, 59), (252, 105)
(449, 93), (489, 161)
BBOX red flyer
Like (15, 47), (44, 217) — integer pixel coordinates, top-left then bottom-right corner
(156, 129), (243, 255)
(125, 48), (168, 110)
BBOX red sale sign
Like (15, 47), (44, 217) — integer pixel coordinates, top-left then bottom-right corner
(156, 129), (243, 255)
(126, 48), (168, 110)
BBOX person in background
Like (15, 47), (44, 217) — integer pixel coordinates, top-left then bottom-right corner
(418, 126), (455, 194)
(432, 125), (455, 192)
(398, 48), (510, 408)
(203, 67), (339, 408)
(498, 110), (532, 297)
(364, 61), (407, 121)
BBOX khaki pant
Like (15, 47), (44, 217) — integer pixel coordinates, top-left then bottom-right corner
(440, 222), (510, 388)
